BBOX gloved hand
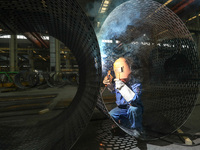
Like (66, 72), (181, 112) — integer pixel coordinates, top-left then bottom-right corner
(114, 79), (135, 102)
(103, 76), (114, 92)
(103, 76), (111, 85)
(114, 79), (125, 90)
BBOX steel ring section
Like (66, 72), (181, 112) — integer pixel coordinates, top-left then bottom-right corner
(98, 0), (199, 139)
(0, 0), (101, 149)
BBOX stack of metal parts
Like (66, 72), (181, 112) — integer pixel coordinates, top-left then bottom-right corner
(97, 0), (200, 140)
(0, 0), (101, 149)
(0, 72), (79, 89)
(13, 72), (78, 89)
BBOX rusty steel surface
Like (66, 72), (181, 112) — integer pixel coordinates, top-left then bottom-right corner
(0, 0), (101, 149)
(97, 0), (199, 140)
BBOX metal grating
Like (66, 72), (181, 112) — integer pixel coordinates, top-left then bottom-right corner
(96, 120), (137, 150)
(97, 0), (199, 140)
(0, 0), (101, 149)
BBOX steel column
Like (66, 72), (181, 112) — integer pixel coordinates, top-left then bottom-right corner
(9, 35), (18, 71)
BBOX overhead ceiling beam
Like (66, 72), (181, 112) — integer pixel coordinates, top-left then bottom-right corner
(23, 32), (42, 48)
(31, 32), (49, 49)
(173, 0), (195, 14)
(171, 0), (187, 11)
(23, 32), (49, 49)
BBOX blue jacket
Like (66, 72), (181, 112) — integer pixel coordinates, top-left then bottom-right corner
(114, 82), (143, 111)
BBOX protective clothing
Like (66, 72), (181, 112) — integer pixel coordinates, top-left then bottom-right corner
(113, 57), (131, 80)
(107, 57), (143, 131)
(114, 79), (135, 102)
(109, 82), (143, 130)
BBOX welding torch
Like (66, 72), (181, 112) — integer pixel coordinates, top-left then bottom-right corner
(102, 70), (113, 94)
(103, 70), (113, 86)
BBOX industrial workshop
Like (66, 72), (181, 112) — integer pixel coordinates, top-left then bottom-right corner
(0, 0), (200, 150)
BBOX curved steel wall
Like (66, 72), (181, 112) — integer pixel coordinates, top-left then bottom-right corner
(0, 0), (199, 148)
(97, 0), (200, 139)
(0, 0), (101, 149)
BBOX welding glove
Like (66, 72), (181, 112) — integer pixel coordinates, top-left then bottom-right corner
(103, 76), (114, 92)
(114, 79), (135, 102)
(103, 76), (111, 85)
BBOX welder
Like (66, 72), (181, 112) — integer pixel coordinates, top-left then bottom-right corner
(103, 57), (143, 137)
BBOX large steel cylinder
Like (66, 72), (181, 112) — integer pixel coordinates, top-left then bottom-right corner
(98, 0), (199, 140)
(0, 0), (101, 149)
(0, 0), (199, 149)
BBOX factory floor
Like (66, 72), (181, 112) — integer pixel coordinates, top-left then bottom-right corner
(0, 85), (200, 150)
(72, 98), (200, 150)
(72, 108), (200, 150)
(0, 85), (77, 125)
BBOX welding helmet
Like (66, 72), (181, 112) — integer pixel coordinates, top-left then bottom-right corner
(113, 57), (131, 80)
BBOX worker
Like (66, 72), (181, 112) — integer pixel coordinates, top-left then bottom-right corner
(103, 57), (143, 137)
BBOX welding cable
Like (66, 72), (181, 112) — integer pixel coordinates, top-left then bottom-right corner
(101, 86), (107, 95)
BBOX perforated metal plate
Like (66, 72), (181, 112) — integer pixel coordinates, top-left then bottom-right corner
(0, 0), (101, 149)
(96, 120), (137, 150)
(97, 0), (199, 140)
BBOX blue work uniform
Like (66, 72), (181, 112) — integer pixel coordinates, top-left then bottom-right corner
(109, 82), (143, 130)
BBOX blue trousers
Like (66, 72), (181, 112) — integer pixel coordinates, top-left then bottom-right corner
(109, 105), (143, 130)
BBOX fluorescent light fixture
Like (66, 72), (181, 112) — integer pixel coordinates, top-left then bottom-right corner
(186, 14), (200, 22)
(17, 35), (27, 39)
(99, 0), (110, 14)
(42, 36), (49, 40)
(104, 0), (110, 4)
(116, 40), (120, 43)
(97, 22), (101, 28)
(102, 39), (113, 43)
(0, 35), (11, 38)
(102, 7), (107, 11)
(103, 4), (108, 7)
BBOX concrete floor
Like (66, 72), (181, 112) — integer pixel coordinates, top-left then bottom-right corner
(72, 106), (200, 150)
(72, 89), (200, 150)
(0, 85), (77, 125)
(0, 85), (200, 150)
